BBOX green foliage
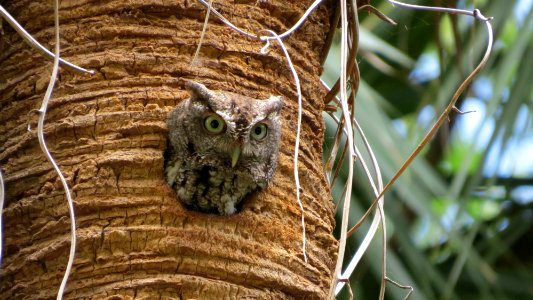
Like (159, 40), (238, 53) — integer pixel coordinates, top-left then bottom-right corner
(323, 0), (533, 299)
(440, 141), (482, 176)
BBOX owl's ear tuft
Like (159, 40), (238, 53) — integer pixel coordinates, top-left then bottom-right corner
(185, 80), (214, 103)
(264, 95), (284, 115)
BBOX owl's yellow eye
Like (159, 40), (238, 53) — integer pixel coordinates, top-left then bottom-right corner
(251, 123), (268, 140)
(204, 114), (225, 134)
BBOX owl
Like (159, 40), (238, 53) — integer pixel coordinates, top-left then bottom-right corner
(165, 81), (284, 215)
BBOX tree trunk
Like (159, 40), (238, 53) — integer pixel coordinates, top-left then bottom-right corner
(0, 0), (337, 298)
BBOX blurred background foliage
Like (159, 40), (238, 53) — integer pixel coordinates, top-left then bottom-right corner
(321, 0), (533, 299)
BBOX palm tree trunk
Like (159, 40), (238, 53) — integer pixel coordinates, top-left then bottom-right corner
(0, 0), (338, 298)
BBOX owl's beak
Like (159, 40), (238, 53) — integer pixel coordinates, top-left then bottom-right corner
(231, 146), (241, 168)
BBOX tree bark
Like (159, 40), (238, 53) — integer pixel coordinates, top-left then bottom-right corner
(0, 0), (337, 298)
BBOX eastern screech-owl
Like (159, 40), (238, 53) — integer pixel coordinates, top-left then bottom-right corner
(165, 81), (284, 215)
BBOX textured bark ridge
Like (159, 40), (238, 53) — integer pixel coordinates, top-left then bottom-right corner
(0, 0), (337, 298)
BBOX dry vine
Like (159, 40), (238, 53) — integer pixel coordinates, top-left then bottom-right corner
(327, 1), (493, 299)
(35, 1), (76, 297)
(0, 1), (91, 299)
(194, 0), (329, 266)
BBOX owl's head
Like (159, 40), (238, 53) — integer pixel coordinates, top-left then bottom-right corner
(181, 81), (284, 170)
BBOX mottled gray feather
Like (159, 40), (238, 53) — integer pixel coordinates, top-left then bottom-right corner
(165, 81), (283, 215)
